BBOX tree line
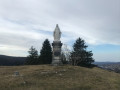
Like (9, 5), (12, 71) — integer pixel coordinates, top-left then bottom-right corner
(25, 39), (52, 65)
(25, 37), (95, 67)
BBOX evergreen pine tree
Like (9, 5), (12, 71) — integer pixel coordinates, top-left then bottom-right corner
(71, 37), (94, 67)
(25, 46), (38, 65)
(39, 39), (52, 64)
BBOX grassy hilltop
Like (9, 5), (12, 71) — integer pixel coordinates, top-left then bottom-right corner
(0, 65), (120, 90)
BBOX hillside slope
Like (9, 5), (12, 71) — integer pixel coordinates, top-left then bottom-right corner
(0, 65), (120, 90)
(0, 55), (26, 66)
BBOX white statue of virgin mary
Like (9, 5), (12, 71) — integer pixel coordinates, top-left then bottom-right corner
(53, 24), (61, 41)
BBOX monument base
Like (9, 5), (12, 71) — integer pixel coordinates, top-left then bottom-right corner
(52, 60), (63, 66)
(52, 41), (63, 66)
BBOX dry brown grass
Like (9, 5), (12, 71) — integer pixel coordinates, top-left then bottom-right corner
(0, 65), (120, 90)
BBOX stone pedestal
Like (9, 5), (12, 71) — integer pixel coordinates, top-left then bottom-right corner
(52, 41), (62, 66)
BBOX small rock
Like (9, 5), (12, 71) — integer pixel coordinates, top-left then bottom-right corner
(62, 69), (66, 72)
(23, 81), (26, 84)
(59, 73), (63, 76)
(14, 71), (19, 76)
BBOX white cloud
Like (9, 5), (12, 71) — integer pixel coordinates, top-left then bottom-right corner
(0, 0), (119, 45)
(0, 44), (27, 56)
(0, 0), (120, 61)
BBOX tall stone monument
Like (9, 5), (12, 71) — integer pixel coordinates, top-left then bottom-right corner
(52, 24), (62, 65)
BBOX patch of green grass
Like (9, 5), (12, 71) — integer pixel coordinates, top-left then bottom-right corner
(0, 65), (120, 90)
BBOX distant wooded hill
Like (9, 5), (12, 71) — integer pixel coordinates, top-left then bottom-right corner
(94, 62), (120, 65)
(0, 55), (26, 66)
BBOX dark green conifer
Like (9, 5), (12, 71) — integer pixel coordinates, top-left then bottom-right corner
(39, 39), (52, 64)
(71, 37), (94, 67)
(25, 46), (38, 65)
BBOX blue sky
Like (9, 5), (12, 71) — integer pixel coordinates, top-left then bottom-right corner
(0, 0), (120, 62)
(88, 44), (120, 62)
